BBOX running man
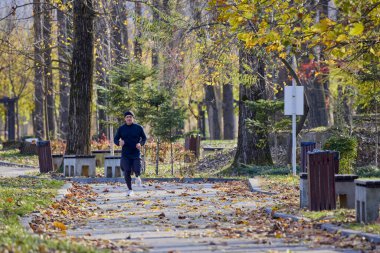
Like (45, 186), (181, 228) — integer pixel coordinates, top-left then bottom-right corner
(114, 111), (147, 196)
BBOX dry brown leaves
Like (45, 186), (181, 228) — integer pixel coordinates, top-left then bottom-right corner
(29, 183), (148, 252)
(208, 181), (377, 251)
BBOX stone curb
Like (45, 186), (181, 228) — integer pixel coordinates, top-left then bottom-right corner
(321, 223), (380, 243)
(247, 178), (278, 195)
(247, 177), (380, 244)
(53, 177), (241, 184)
(0, 160), (38, 169)
(19, 182), (72, 233)
(264, 207), (311, 222)
(51, 177), (241, 184)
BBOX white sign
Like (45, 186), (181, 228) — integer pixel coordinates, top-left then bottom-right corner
(284, 86), (304, 115)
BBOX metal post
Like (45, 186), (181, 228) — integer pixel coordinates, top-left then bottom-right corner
(292, 56), (297, 176)
(292, 80), (297, 176)
(7, 98), (16, 141)
(110, 117), (114, 156)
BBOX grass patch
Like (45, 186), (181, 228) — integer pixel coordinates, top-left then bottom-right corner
(259, 174), (299, 190)
(301, 209), (356, 223)
(0, 177), (106, 252)
(0, 149), (38, 167)
(201, 139), (237, 147)
(348, 223), (380, 235)
(217, 164), (294, 177)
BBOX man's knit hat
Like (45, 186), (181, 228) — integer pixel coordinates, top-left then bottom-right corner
(124, 111), (135, 117)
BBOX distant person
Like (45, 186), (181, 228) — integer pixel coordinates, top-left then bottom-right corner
(114, 111), (147, 197)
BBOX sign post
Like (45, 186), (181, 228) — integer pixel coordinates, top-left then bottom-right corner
(284, 85), (304, 176)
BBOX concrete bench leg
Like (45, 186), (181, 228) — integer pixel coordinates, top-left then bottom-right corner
(355, 185), (380, 223)
(300, 177), (309, 208)
(104, 156), (121, 178)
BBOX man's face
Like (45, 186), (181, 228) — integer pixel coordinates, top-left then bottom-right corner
(125, 115), (134, 125)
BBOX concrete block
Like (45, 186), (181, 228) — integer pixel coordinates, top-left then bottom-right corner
(335, 174), (358, 209)
(300, 174), (358, 209)
(355, 179), (380, 223)
(104, 156), (121, 178)
(63, 155), (96, 177)
(52, 154), (63, 171)
(300, 173), (309, 208)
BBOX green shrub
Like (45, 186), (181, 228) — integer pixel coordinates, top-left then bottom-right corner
(354, 166), (380, 178)
(323, 135), (358, 174)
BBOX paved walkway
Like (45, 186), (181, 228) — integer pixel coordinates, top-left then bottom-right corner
(64, 181), (350, 252)
(0, 165), (38, 177)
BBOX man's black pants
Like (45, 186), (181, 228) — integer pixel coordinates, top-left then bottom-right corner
(120, 157), (141, 190)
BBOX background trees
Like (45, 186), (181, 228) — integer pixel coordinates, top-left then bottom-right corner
(0, 0), (378, 168)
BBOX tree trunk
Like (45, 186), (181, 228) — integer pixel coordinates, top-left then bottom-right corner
(151, 0), (160, 68)
(111, 0), (129, 64)
(66, 0), (95, 155)
(33, 0), (45, 139)
(304, 79), (329, 128)
(301, 0), (330, 128)
(43, 0), (55, 139)
(57, 0), (71, 139)
(156, 138), (160, 175)
(134, 2), (142, 61)
(95, 1), (110, 138)
(197, 103), (206, 138)
(233, 48), (273, 166)
(223, 83), (235, 139)
(171, 141), (174, 175)
(205, 84), (221, 140)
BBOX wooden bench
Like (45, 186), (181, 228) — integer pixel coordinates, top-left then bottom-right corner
(355, 179), (380, 223)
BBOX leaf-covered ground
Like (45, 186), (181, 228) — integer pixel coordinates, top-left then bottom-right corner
(0, 149), (38, 167)
(26, 180), (378, 252)
(0, 177), (105, 253)
(258, 175), (380, 235)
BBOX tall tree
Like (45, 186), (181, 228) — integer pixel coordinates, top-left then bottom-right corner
(43, 0), (55, 138)
(134, 1), (142, 60)
(111, 0), (129, 64)
(151, 0), (160, 68)
(66, 0), (95, 155)
(57, 0), (71, 139)
(33, 0), (45, 139)
(94, 0), (111, 138)
(233, 48), (273, 166)
(301, 0), (331, 128)
(200, 5), (222, 139)
(223, 82), (235, 139)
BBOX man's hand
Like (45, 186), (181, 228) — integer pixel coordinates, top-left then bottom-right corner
(119, 138), (125, 146)
(136, 143), (141, 150)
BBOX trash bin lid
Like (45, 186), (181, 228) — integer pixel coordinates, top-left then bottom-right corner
(37, 140), (50, 147)
(301, 142), (316, 146)
(24, 138), (39, 143)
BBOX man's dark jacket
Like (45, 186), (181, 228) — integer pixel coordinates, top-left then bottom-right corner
(114, 123), (147, 159)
